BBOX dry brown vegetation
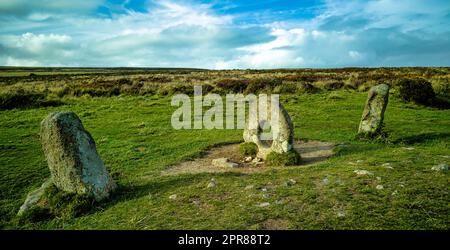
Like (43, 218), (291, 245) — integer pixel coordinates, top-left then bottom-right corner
(1, 67), (449, 110)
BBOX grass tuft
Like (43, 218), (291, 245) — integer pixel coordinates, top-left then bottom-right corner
(266, 150), (301, 166)
(239, 142), (258, 157)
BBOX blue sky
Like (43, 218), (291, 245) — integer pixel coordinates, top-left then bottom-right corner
(0, 0), (449, 68)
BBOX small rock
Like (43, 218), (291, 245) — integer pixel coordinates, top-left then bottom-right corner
(285, 179), (297, 186)
(354, 170), (373, 176)
(256, 202), (270, 207)
(252, 157), (263, 163)
(212, 158), (239, 168)
(403, 147), (415, 150)
(192, 200), (201, 206)
(244, 185), (254, 190)
(337, 211), (346, 218)
(169, 194), (177, 200)
(207, 178), (217, 188)
(207, 181), (216, 188)
(98, 137), (108, 143)
(376, 185), (384, 190)
(261, 188), (268, 192)
(431, 163), (449, 172)
(244, 156), (253, 162)
(17, 179), (52, 216)
(322, 178), (329, 185)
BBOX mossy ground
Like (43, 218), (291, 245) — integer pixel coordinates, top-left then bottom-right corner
(0, 88), (449, 229)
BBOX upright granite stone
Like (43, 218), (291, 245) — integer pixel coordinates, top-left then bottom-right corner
(40, 112), (116, 201)
(243, 102), (294, 159)
(358, 84), (390, 135)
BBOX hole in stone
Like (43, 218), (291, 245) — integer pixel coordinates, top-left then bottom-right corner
(257, 120), (272, 148)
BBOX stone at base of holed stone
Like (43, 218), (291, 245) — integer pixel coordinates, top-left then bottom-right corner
(17, 179), (52, 216)
(358, 84), (390, 136)
(243, 102), (295, 160)
(212, 158), (240, 168)
(40, 111), (116, 201)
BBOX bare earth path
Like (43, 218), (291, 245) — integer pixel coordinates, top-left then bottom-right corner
(161, 140), (335, 176)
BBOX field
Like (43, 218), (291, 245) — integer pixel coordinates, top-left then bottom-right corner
(0, 67), (449, 229)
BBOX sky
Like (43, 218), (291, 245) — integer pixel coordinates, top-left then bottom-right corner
(0, 0), (449, 69)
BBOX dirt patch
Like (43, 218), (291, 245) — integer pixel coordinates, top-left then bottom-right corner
(161, 140), (335, 176)
(260, 218), (291, 230)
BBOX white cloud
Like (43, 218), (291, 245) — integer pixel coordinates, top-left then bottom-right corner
(5, 57), (40, 67)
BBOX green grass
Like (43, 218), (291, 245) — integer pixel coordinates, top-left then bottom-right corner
(0, 90), (449, 229)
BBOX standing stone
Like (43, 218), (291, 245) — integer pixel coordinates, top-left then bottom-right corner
(358, 84), (390, 135)
(40, 112), (116, 201)
(243, 102), (294, 159)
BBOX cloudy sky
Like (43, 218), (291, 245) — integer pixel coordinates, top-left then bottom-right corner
(1, 0), (449, 68)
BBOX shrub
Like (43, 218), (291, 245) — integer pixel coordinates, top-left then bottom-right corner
(201, 84), (214, 94)
(266, 150), (301, 166)
(239, 142), (258, 157)
(245, 78), (282, 94)
(396, 78), (435, 105)
(314, 80), (344, 90)
(0, 90), (62, 110)
(357, 80), (378, 92)
(430, 76), (450, 98)
(297, 82), (320, 94)
(139, 83), (160, 95)
(72, 87), (120, 97)
(216, 79), (249, 93)
(120, 82), (143, 95)
(273, 82), (298, 94)
(157, 84), (194, 96)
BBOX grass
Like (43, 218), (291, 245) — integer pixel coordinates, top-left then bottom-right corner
(239, 142), (258, 157)
(266, 150), (301, 167)
(0, 86), (448, 229)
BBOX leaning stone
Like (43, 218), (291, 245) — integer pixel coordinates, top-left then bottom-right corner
(17, 179), (52, 216)
(40, 112), (116, 201)
(212, 158), (239, 168)
(358, 84), (390, 135)
(431, 163), (449, 172)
